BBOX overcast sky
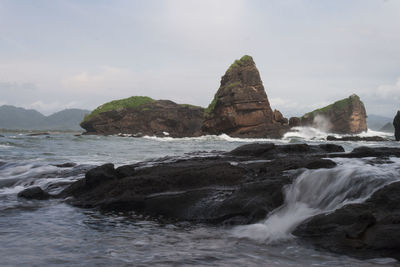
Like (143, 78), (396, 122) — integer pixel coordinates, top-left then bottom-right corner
(0, 0), (399, 117)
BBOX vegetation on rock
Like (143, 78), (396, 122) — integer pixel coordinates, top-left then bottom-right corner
(83, 96), (154, 121)
(204, 94), (218, 117)
(226, 55), (254, 73)
(303, 94), (363, 119)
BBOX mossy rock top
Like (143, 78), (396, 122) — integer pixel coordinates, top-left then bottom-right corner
(303, 94), (363, 119)
(83, 96), (155, 122)
(226, 55), (254, 74)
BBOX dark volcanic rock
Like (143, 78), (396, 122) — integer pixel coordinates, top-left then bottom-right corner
(329, 146), (400, 158)
(201, 55), (289, 138)
(294, 181), (400, 261)
(290, 95), (367, 134)
(81, 99), (204, 137)
(326, 135), (386, 142)
(394, 110), (400, 141)
(58, 143), (340, 224)
(18, 186), (50, 200)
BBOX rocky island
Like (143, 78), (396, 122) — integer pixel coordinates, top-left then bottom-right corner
(80, 56), (373, 138)
(289, 94), (367, 134)
(201, 55), (289, 138)
(80, 96), (204, 137)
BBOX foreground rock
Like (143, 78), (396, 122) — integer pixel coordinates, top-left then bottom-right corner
(326, 135), (386, 142)
(58, 143), (342, 225)
(294, 181), (400, 261)
(81, 97), (204, 137)
(394, 111), (400, 141)
(289, 94), (367, 134)
(201, 55), (289, 138)
(18, 186), (50, 200)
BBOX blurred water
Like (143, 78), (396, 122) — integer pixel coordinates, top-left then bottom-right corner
(0, 130), (399, 266)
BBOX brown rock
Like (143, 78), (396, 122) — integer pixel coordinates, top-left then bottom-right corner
(201, 55), (289, 138)
(295, 94), (367, 134)
(289, 117), (301, 127)
(81, 100), (204, 137)
(394, 110), (400, 141)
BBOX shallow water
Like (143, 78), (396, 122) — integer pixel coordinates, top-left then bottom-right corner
(0, 129), (399, 266)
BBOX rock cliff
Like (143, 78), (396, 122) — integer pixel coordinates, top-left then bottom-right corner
(80, 96), (204, 137)
(201, 55), (289, 138)
(289, 94), (367, 134)
(394, 111), (400, 141)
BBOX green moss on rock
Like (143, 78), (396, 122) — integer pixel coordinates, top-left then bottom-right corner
(83, 96), (154, 122)
(178, 104), (203, 109)
(303, 94), (361, 119)
(204, 94), (218, 117)
(226, 55), (254, 73)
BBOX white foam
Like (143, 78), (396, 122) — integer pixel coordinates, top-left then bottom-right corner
(233, 157), (400, 243)
(142, 134), (285, 143)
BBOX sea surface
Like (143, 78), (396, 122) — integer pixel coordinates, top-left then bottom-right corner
(0, 128), (399, 266)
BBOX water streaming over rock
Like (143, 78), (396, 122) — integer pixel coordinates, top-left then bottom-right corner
(233, 157), (400, 243)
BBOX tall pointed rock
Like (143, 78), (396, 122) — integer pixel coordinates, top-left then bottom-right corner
(202, 55), (289, 138)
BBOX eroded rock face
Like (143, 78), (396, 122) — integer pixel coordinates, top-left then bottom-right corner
(289, 94), (367, 134)
(81, 100), (204, 137)
(202, 56), (289, 138)
(394, 111), (400, 141)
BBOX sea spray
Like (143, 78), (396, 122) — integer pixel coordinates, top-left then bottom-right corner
(233, 157), (400, 243)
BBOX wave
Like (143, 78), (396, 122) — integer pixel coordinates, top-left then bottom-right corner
(233, 157), (400, 243)
(142, 134), (286, 143)
(283, 127), (394, 141)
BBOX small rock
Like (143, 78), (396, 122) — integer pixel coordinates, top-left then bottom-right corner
(394, 111), (400, 141)
(18, 186), (50, 200)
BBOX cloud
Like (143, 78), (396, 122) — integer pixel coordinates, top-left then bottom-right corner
(374, 78), (400, 101)
(62, 66), (136, 91)
(28, 101), (79, 113)
(269, 97), (332, 117)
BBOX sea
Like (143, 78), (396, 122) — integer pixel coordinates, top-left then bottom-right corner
(0, 128), (399, 266)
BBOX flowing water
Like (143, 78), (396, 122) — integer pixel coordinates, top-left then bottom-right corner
(0, 129), (399, 266)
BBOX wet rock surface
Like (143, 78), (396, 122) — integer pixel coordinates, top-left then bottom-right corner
(58, 143), (342, 225)
(294, 181), (400, 261)
(18, 186), (51, 200)
(326, 135), (387, 142)
(394, 110), (400, 141)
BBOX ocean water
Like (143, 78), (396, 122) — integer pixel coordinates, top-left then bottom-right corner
(0, 128), (399, 266)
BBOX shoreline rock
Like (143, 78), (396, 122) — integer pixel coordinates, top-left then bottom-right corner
(394, 111), (400, 141)
(326, 135), (386, 142)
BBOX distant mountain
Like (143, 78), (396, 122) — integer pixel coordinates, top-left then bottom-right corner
(379, 122), (395, 133)
(367, 114), (392, 131)
(0, 105), (90, 131)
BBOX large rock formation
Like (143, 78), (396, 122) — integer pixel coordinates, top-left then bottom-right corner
(201, 55), (289, 138)
(289, 94), (367, 134)
(394, 111), (400, 141)
(80, 96), (204, 137)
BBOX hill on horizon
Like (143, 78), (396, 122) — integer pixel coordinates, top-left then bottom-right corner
(367, 114), (394, 131)
(0, 105), (90, 131)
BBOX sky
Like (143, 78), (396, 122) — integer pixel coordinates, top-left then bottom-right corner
(0, 0), (399, 117)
